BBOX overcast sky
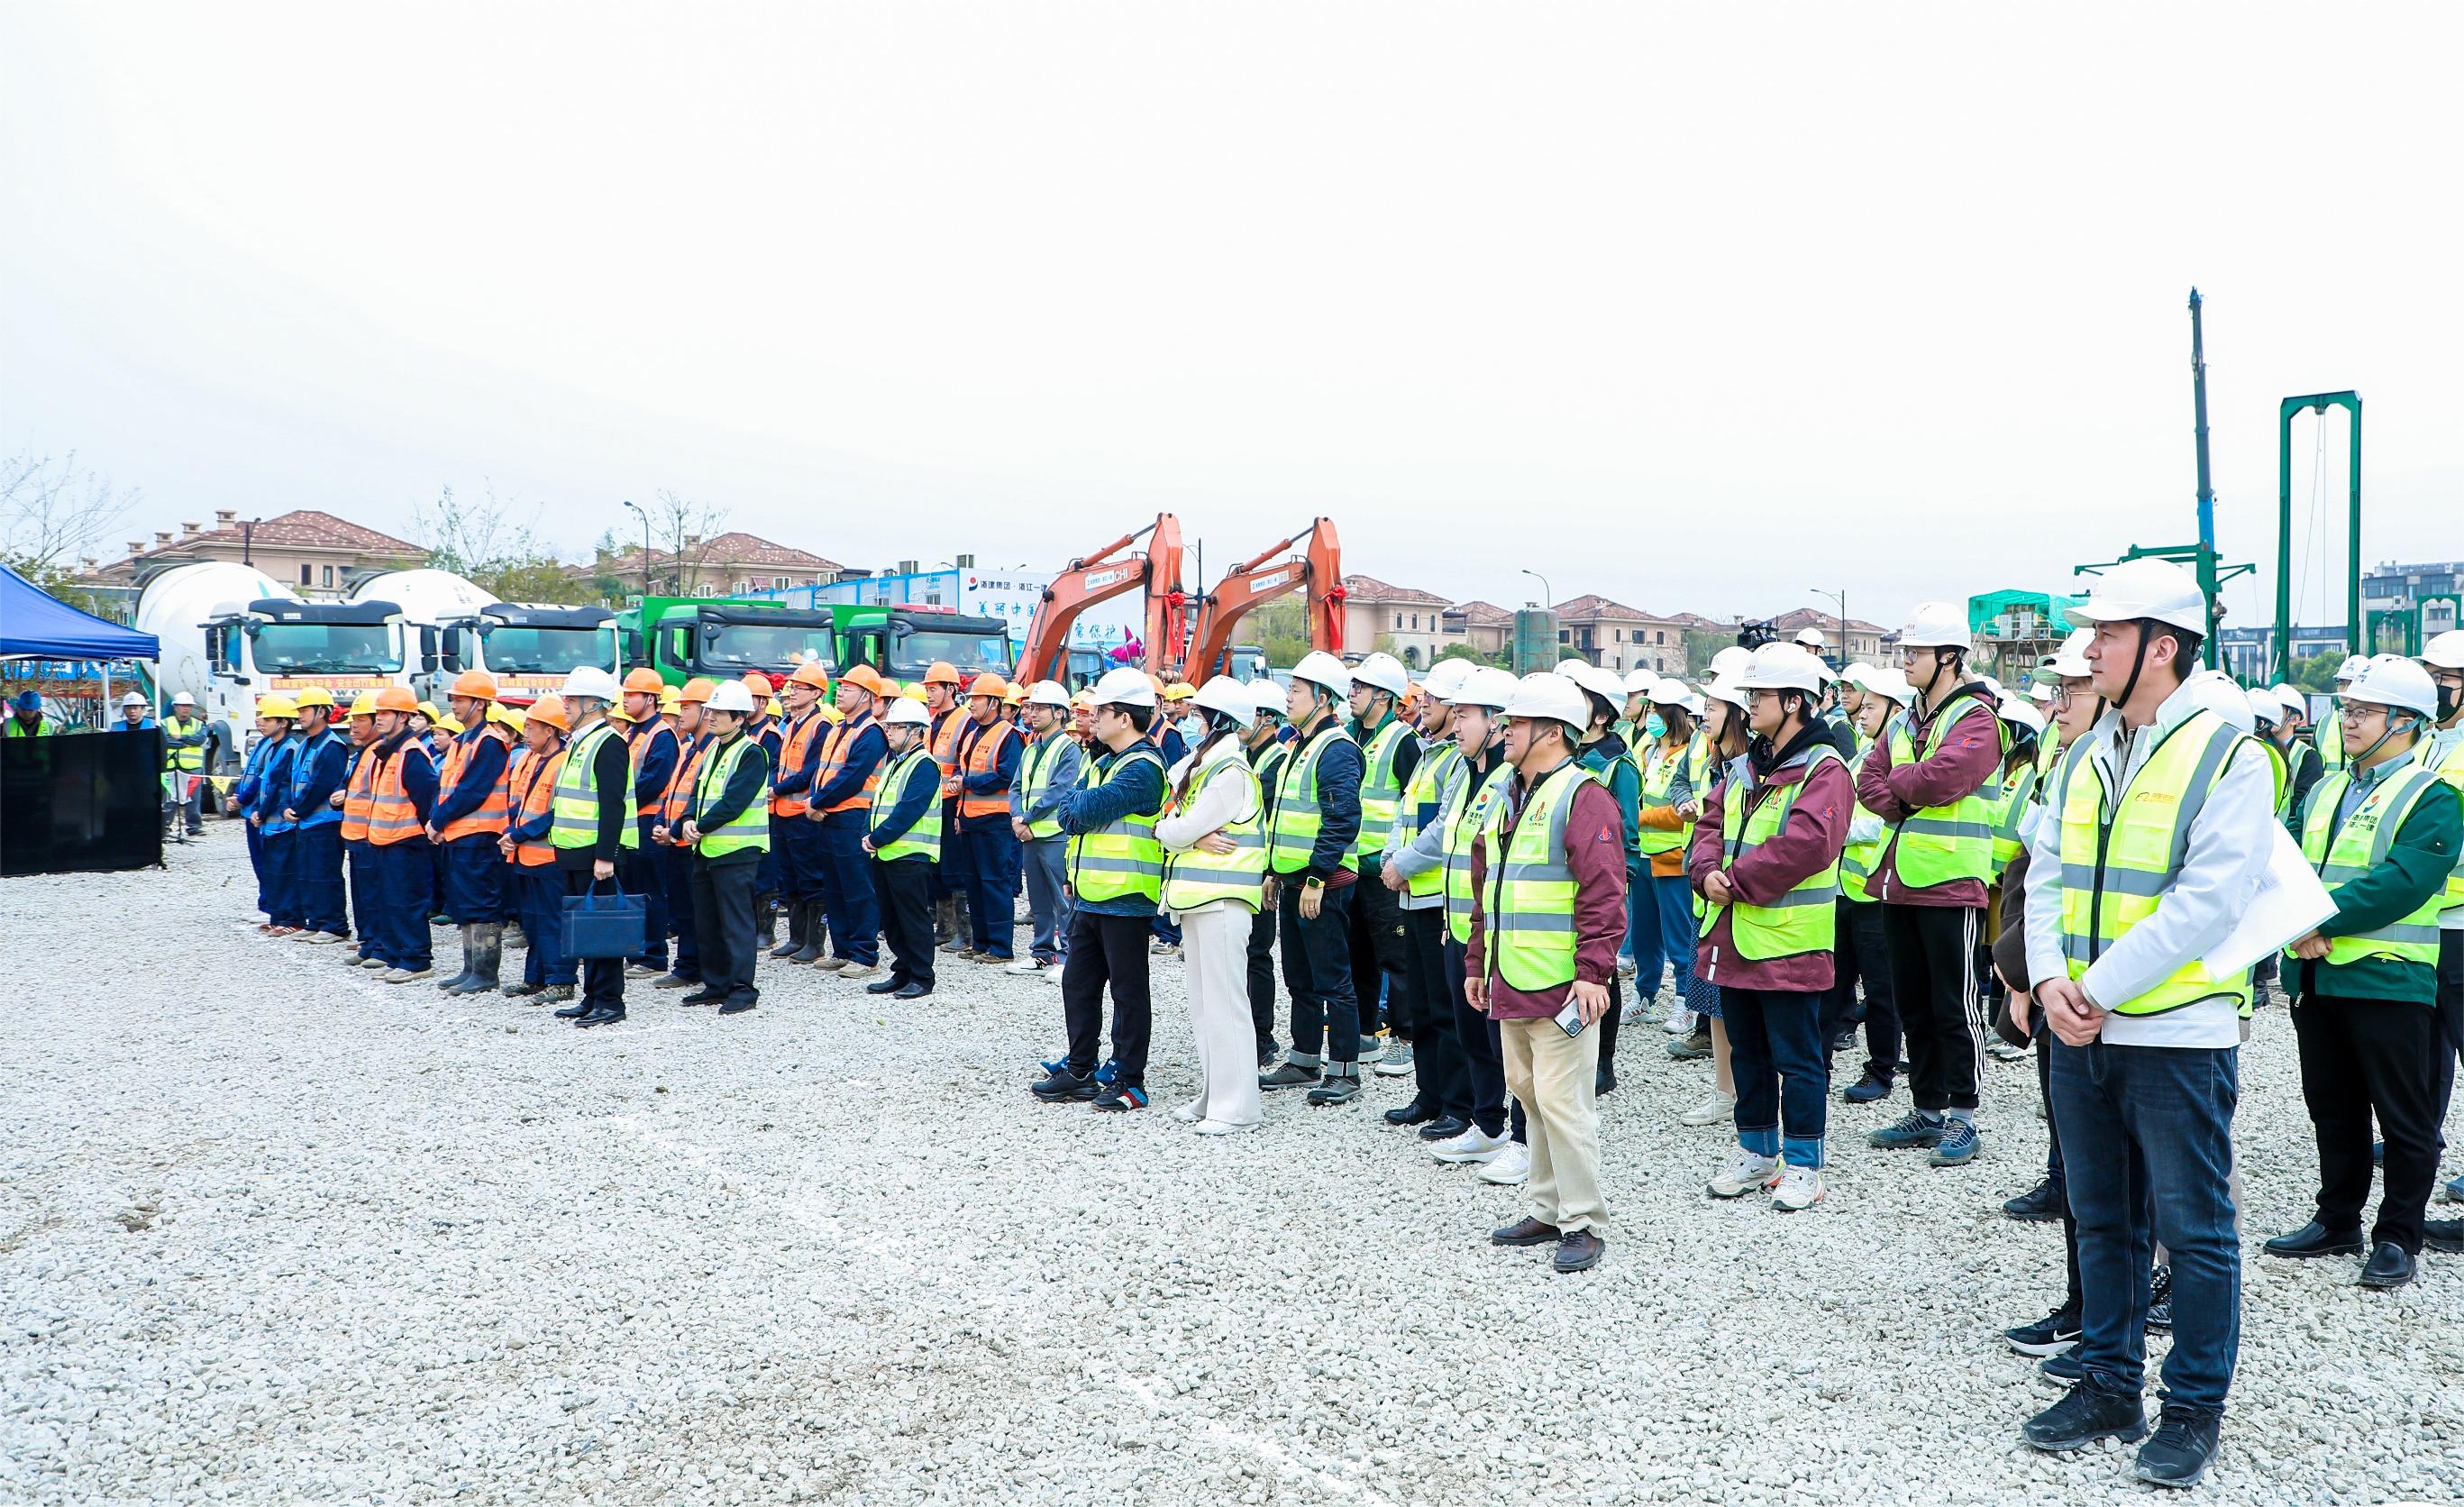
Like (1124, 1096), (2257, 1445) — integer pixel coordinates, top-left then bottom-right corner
(5, 2), (2459, 633)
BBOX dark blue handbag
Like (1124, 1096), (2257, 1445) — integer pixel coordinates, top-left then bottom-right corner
(561, 881), (646, 959)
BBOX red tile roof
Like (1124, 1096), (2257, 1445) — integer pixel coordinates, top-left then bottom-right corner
(1765, 605), (1886, 635)
(1446, 598), (1515, 626)
(114, 508), (419, 566)
(1342, 573), (1453, 607)
(1551, 594), (1654, 622)
(599, 532), (843, 575)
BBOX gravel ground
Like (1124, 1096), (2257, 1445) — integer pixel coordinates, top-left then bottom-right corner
(6, 828), (2462, 1505)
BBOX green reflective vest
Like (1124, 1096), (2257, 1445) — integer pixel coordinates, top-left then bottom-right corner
(1161, 744), (1267, 912)
(2432, 732), (2464, 915)
(871, 745), (943, 863)
(164, 715), (208, 772)
(2294, 762), (2446, 969)
(693, 732), (771, 858)
(4, 717), (50, 738)
(1444, 755), (1514, 944)
(551, 721), (639, 850)
(1477, 760), (1596, 991)
(1697, 746), (1846, 963)
(2054, 709), (2252, 1016)
(1400, 740), (1462, 900)
(1879, 690), (2007, 890)
(1839, 738), (1887, 904)
(1636, 732), (1710, 856)
(2316, 714), (2345, 774)
(1067, 744), (1165, 903)
(1986, 758), (2040, 870)
(1351, 717), (1410, 862)
(1267, 721), (1358, 876)
(1018, 730), (1071, 840)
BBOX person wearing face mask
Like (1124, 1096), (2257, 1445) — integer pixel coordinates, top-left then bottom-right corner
(1855, 602), (2009, 1168)
(1157, 676), (1272, 1134)
(1381, 657), (1477, 1142)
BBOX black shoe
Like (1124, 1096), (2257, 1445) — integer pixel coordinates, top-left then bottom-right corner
(1843, 1069), (1894, 1105)
(680, 989), (725, 1006)
(1594, 1064), (1617, 1096)
(865, 976), (908, 996)
(2133, 1405), (2221, 1489)
(2358, 1240), (2415, 1289)
(891, 982), (931, 1000)
(2003, 1176), (2065, 1223)
(1418, 1115), (1470, 1142)
(716, 996), (756, 1016)
(2004, 1302), (2084, 1356)
(1553, 1230), (1603, 1273)
(651, 972), (698, 990)
(501, 981), (544, 999)
(1031, 1066), (1099, 1102)
(1383, 1099), (1437, 1127)
(2145, 1265), (2173, 1331)
(1830, 1029), (1857, 1055)
(1259, 1060), (1321, 1090)
(1091, 1084), (1148, 1112)
(574, 1006), (625, 1028)
(552, 998), (593, 1019)
(1490, 1216), (1561, 1247)
(2423, 1217), (2464, 1255)
(2022, 1381), (2147, 1451)
(1256, 1043), (1282, 1071)
(2037, 1350), (2085, 1385)
(2262, 1219), (2366, 1258)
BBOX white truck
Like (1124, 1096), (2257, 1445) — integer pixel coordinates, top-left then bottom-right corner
(345, 569), (618, 701)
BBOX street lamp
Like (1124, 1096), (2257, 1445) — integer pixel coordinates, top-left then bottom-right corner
(1811, 587), (1848, 665)
(1520, 568), (1554, 609)
(622, 498), (652, 599)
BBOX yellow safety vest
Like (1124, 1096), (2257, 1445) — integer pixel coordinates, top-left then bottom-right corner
(1839, 739), (1888, 904)
(1018, 730), (1070, 840)
(1697, 746), (1846, 962)
(870, 745), (944, 863)
(2426, 731), (2464, 916)
(1400, 740), (1462, 900)
(1636, 732), (1707, 857)
(1879, 690), (2007, 890)
(1066, 745), (1165, 903)
(2054, 709), (2252, 1016)
(1444, 757), (1513, 944)
(551, 721), (640, 851)
(1477, 760), (1597, 991)
(1351, 717), (1410, 863)
(1267, 722), (1358, 876)
(1160, 743), (1267, 912)
(1986, 759), (2040, 870)
(2294, 762), (2446, 969)
(163, 715), (208, 772)
(692, 732), (772, 858)
(2316, 714), (2345, 775)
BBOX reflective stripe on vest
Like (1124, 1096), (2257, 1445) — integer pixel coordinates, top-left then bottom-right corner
(163, 716), (207, 772)
(694, 733), (772, 858)
(958, 719), (1020, 820)
(1477, 761), (1596, 991)
(1401, 740), (1462, 900)
(1066, 745), (1165, 903)
(340, 748), (379, 842)
(2054, 710), (2253, 1016)
(514, 744), (566, 866)
(1019, 730), (1070, 839)
(663, 734), (712, 827)
(815, 716), (883, 814)
(1443, 760), (1514, 944)
(437, 729), (513, 842)
(285, 729), (345, 828)
(1879, 692), (2006, 889)
(552, 722), (639, 850)
(1267, 722), (1357, 875)
(365, 743), (431, 846)
(2295, 763), (2445, 967)
(1840, 741), (1885, 903)
(770, 711), (825, 817)
(1697, 746), (1845, 965)
(1986, 758), (2039, 870)
(1352, 717), (1410, 861)
(1161, 744), (1267, 912)
(1636, 732), (1705, 856)
(871, 746), (945, 863)
(625, 722), (677, 818)
(931, 709), (968, 799)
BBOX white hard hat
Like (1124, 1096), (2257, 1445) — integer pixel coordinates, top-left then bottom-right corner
(1994, 696), (2046, 738)
(1678, 690), (1707, 717)
(1839, 662), (1877, 691)
(1552, 658), (1594, 680)
(1708, 645), (1754, 679)
(1648, 676), (1692, 707)
(1025, 679), (1072, 708)
(1091, 666), (1158, 708)
(2268, 681), (2303, 706)
(170, 691), (195, 707)
(2065, 558), (2207, 636)
(1861, 667), (1915, 706)
(705, 680), (756, 714)
(1503, 672), (1589, 733)
(1455, 666), (1521, 714)
(1703, 677), (1749, 711)
(1792, 626), (1830, 651)
(2341, 653), (2438, 719)
(1249, 680), (1288, 717)
(1736, 643), (1827, 696)
(2179, 671), (2255, 735)
(1192, 675), (1256, 729)
(1900, 600), (1973, 651)
(560, 665), (623, 702)
(2028, 682), (2054, 706)
(1420, 657), (1474, 702)
(2418, 630), (2464, 671)
(1561, 660), (1624, 707)
(2047, 627), (2094, 679)
(881, 695), (932, 726)
(1291, 651), (1352, 698)
(2333, 653), (2368, 683)
(1350, 652), (1410, 699)
(2243, 687), (2283, 729)
(1621, 667), (1659, 697)
(121, 691), (149, 708)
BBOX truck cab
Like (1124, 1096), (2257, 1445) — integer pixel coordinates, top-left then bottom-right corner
(838, 607), (1013, 685)
(206, 597), (412, 705)
(435, 604), (618, 700)
(1227, 644), (1269, 682)
(619, 597), (839, 687)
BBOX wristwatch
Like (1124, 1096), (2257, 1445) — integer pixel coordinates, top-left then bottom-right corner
(1302, 875), (1325, 890)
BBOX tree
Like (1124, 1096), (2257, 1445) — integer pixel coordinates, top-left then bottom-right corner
(1435, 642), (1504, 669)
(2288, 649), (2346, 695)
(1250, 595), (1310, 669)
(1, 450), (138, 609)
(413, 481), (593, 605)
(645, 489), (728, 596)
(1682, 628), (1734, 677)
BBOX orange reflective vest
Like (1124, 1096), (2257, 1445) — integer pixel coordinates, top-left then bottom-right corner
(512, 744), (567, 867)
(367, 743), (432, 846)
(340, 748), (379, 842)
(663, 733), (713, 827)
(771, 711), (825, 817)
(625, 721), (678, 818)
(815, 715), (883, 814)
(437, 728), (514, 843)
(931, 708), (967, 798)
(958, 718), (1020, 820)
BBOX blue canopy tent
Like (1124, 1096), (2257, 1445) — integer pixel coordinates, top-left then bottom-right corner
(0, 562), (160, 662)
(1, 564), (165, 873)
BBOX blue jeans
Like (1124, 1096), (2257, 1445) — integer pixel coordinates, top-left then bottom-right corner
(1721, 987), (1829, 1168)
(517, 866), (575, 985)
(1629, 872), (1697, 999)
(2049, 1039), (2240, 1416)
(961, 823), (1021, 958)
(816, 813), (880, 964)
(1021, 837), (1072, 963)
(291, 823), (347, 935)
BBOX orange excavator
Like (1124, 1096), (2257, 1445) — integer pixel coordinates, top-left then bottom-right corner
(1183, 517), (1345, 680)
(1018, 513), (1189, 684)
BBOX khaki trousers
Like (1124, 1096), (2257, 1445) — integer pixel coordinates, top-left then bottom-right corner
(1501, 1014), (1609, 1236)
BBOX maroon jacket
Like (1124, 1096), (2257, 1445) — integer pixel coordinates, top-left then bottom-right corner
(1464, 767), (1628, 1020)
(1851, 687), (2001, 909)
(1689, 745), (1853, 992)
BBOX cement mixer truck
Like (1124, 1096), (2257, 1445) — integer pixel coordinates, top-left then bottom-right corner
(346, 569), (619, 702)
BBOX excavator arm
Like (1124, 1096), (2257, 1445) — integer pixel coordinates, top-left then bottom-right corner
(1183, 517), (1344, 680)
(1018, 513), (1187, 684)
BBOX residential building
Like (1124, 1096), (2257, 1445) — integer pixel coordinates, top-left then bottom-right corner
(1552, 595), (1689, 676)
(2216, 623), (2354, 683)
(1763, 605), (1889, 668)
(1441, 599), (1514, 659)
(1342, 573), (1460, 668)
(90, 508), (423, 601)
(2363, 559), (2464, 644)
(585, 532), (845, 599)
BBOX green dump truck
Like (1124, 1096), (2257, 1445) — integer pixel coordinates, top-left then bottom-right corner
(615, 598), (1013, 688)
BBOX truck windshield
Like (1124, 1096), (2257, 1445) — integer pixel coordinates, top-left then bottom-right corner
(1228, 646), (1268, 681)
(702, 624), (836, 675)
(253, 623), (399, 674)
(890, 629), (1012, 682)
(482, 626), (616, 675)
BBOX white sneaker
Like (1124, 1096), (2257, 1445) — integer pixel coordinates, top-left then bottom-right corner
(1005, 957), (1046, 975)
(1678, 1090), (1738, 1127)
(1171, 1099), (1204, 1125)
(1476, 1142), (1530, 1185)
(1044, 964), (1064, 984)
(1429, 1126), (1510, 1164)
(1192, 1119), (1259, 1137)
(1772, 1165), (1825, 1211)
(1664, 1005), (1697, 1036)
(1707, 1148), (1782, 1199)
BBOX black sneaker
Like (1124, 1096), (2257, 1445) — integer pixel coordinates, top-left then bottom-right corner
(2423, 1217), (2464, 1255)
(2037, 1349), (2085, 1385)
(1091, 1083), (1149, 1112)
(2004, 1302), (2084, 1356)
(2134, 1406), (2220, 1488)
(1259, 1060), (1321, 1090)
(2003, 1176), (2065, 1223)
(1842, 1069), (1894, 1105)
(2145, 1265), (2173, 1332)
(1030, 1065), (1100, 1102)
(2021, 1380), (2146, 1451)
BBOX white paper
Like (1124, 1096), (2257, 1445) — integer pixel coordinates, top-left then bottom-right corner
(2202, 825), (2338, 978)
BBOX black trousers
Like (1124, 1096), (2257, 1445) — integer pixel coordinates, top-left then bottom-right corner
(1399, 907), (1472, 1119)
(1247, 903), (1280, 1058)
(1443, 936), (1519, 1140)
(688, 855), (761, 1002)
(876, 855), (935, 989)
(1826, 900), (1902, 1077)
(622, 829), (668, 971)
(1879, 902), (1983, 1112)
(2436, 932), (2463, 1120)
(1347, 866), (1410, 1035)
(1062, 911), (1155, 1085)
(2040, 1018), (2083, 1311)
(2295, 993), (2443, 1251)
(562, 865), (626, 1007)
(1281, 880), (1359, 1063)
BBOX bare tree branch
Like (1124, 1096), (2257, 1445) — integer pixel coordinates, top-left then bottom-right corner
(1, 449), (140, 575)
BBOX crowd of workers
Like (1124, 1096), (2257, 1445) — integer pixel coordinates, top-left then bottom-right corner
(209, 555), (2463, 1492)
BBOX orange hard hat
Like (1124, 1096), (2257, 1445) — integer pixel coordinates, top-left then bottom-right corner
(525, 697), (570, 732)
(922, 661), (963, 686)
(1145, 672), (1166, 695)
(740, 670), (777, 696)
(375, 686), (419, 714)
(450, 668), (500, 701)
(967, 673), (1011, 701)
(840, 664), (892, 699)
(622, 667), (665, 694)
(788, 661), (832, 690)
(678, 677), (718, 705)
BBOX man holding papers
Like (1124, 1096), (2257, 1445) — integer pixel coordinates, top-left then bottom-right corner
(2016, 559), (2274, 1491)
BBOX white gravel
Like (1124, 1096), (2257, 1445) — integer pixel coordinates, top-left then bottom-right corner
(5, 828), (2462, 1504)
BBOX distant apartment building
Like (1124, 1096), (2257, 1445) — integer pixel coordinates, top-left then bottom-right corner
(584, 532), (845, 598)
(1342, 573), (1461, 668)
(1763, 605), (1889, 667)
(91, 508), (423, 600)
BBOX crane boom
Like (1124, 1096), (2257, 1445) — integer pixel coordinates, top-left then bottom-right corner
(1017, 513), (1187, 683)
(1183, 517), (1344, 680)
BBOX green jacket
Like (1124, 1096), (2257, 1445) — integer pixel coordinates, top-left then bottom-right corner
(1578, 735), (1643, 872)
(2290, 757), (2461, 1005)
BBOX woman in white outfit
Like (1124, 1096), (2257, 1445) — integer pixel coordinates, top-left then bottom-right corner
(1156, 676), (1270, 1134)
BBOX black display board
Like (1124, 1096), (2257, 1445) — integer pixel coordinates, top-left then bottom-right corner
(0, 728), (163, 875)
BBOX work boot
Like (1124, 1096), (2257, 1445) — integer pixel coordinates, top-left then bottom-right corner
(950, 891), (974, 951)
(789, 900), (828, 964)
(770, 900), (806, 959)
(436, 926), (478, 991)
(757, 892), (778, 948)
(468, 923), (503, 993)
(552, 994), (593, 1019)
(933, 895), (958, 945)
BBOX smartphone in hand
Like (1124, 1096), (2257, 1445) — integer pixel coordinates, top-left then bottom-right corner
(1553, 995), (1586, 1037)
